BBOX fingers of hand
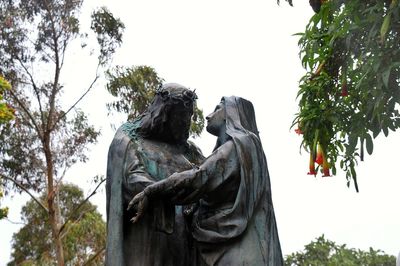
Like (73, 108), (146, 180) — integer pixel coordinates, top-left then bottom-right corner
(130, 216), (139, 224)
(127, 199), (137, 211)
(127, 192), (144, 210)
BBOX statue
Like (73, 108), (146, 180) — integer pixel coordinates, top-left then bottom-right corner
(106, 83), (204, 265)
(129, 96), (284, 265)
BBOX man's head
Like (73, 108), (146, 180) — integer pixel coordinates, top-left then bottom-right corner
(138, 83), (197, 144)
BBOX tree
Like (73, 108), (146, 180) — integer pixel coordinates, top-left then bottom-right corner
(8, 183), (106, 266)
(0, 1), (124, 264)
(106, 65), (205, 137)
(285, 235), (396, 266)
(292, 0), (400, 191)
(277, 0), (293, 7)
(0, 75), (14, 219)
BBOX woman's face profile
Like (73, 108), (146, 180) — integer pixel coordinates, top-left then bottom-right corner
(206, 102), (225, 136)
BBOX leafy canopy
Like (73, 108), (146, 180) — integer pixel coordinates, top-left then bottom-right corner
(293, 0), (400, 191)
(285, 235), (396, 266)
(0, 75), (14, 219)
(0, 0), (124, 264)
(0, 0), (124, 193)
(8, 183), (106, 265)
(106, 65), (205, 138)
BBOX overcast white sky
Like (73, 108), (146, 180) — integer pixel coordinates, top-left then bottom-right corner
(1, 0), (399, 264)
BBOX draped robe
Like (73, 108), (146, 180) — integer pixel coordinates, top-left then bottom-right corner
(143, 96), (283, 265)
(106, 121), (204, 266)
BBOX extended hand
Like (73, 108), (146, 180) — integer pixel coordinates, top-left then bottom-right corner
(127, 191), (149, 223)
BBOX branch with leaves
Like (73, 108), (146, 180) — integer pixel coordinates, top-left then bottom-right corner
(106, 65), (205, 137)
(293, 0), (400, 191)
(59, 177), (105, 236)
(1, 174), (48, 212)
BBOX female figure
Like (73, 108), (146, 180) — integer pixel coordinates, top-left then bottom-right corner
(130, 96), (283, 265)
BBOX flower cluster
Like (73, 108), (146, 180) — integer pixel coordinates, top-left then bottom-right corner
(307, 144), (330, 177)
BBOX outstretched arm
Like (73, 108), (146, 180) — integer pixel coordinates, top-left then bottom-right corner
(128, 140), (239, 222)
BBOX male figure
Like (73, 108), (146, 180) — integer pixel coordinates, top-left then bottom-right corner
(106, 83), (204, 265)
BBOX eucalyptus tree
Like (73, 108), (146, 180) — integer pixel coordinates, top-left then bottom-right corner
(9, 183), (106, 266)
(0, 76), (14, 219)
(0, 0), (124, 264)
(285, 235), (396, 265)
(106, 65), (205, 137)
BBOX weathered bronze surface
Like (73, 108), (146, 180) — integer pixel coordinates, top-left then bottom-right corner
(127, 96), (283, 265)
(106, 83), (204, 265)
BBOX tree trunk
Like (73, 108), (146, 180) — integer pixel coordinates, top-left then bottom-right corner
(45, 136), (65, 266)
(49, 205), (65, 266)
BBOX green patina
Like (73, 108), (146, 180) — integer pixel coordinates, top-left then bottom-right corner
(121, 118), (165, 181)
(121, 119), (141, 140)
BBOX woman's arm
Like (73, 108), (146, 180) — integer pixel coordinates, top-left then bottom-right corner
(145, 140), (239, 204)
(128, 140), (238, 222)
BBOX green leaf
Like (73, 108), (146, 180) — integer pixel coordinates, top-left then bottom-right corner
(382, 69), (391, 89)
(365, 134), (373, 155)
(383, 126), (389, 137)
(380, 14), (391, 43)
(347, 134), (358, 155)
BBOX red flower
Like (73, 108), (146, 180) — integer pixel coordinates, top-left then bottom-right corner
(341, 83), (348, 97)
(322, 147), (331, 177)
(295, 128), (303, 135)
(322, 159), (330, 177)
(315, 145), (323, 165)
(322, 167), (330, 177)
(307, 153), (316, 175)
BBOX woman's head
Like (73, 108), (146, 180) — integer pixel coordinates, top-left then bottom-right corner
(206, 99), (226, 136)
(206, 96), (259, 138)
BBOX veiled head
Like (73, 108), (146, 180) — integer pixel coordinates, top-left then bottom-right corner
(206, 99), (226, 136)
(206, 96), (259, 138)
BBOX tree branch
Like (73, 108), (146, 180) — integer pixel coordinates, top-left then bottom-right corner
(8, 88), (43, 139)
(55, 165), (68, 188)
(16, 57), (46, 129)
(58, 177), (105, 236)
(42, 0), (61, 133)
(59, 209), (88, 240)
(82, 246), (105, 266)
(53, 72), (99, 130)
(5, 217), (26, 226)
(1, 175), (48, 213)
(310, 61), (326, 80)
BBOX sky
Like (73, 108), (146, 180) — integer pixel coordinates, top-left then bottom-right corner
(1, 0), (400, 264)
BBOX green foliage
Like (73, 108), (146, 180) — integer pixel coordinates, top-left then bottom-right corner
(91, 7), (125, 65)
(191, 106), (205, 138)
(106, 65), (205, 137)
(0, 1), (123, 263)
(285, 235), (396, 266)
(0, 76), (14, 124)
(8, 183), (106, 265)
(0, 186), (8, 219)
(277, 0), (293, 6)
(106, 65), (162, 118)
(0, 0), (122, 192)
(294, 0), (400, 190)
(0, 75), (14, 219)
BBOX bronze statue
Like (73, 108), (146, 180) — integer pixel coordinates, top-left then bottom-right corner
(129, 96), (283, 265)
(106, 83), (204, 265)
